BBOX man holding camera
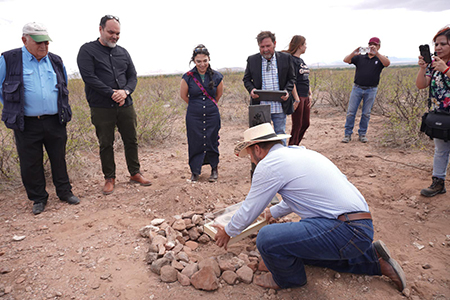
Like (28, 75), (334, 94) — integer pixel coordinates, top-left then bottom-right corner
(342, 37), (390, 143)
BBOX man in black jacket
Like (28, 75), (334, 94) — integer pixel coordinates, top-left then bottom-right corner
(77, 15), (151, 195)
(243, 31), (296, 140)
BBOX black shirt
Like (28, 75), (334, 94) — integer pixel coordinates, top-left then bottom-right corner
(351, 54), (385, 87)
(77, 39), (137, 108)
(292, 56), (310, 97)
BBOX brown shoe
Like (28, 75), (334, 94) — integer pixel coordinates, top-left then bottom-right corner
(130, 173), (152, 186)
(103, 178), (115, 195)
(254, 273), (280, 290)
(374, 240), (406, 292)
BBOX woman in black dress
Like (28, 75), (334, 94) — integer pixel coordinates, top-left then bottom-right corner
(180, 45), (224, 182)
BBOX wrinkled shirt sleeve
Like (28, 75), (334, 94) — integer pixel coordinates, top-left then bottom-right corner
(224, 161), (282, 237)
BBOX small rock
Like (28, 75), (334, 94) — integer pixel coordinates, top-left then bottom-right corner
(100, 273), (111, 280)
(247, 260), (258, 272)
(15, 276), (26, 284)
(0, 267), (11, 274)
(198, 258), (221, 277)
(139, 225), (159, 238)
(236, 265), (253, 284)
(160, 265), (178, 283)
(177, 272), (191, 286)
(172, 219), (187, 231)
(192, 214), (202, 225)
(172, 260), (185, 271)
(422, 263), (431, 269)
(185, 241), (198, 251)
(190, 266), (219, 291)
(12, 235), (26, 241)
(182, 211), (196, 219)
(413, 242), (425, 250)
(181, 263), (198, 278)
(177, 251), (190, 263)
(151, 219), (165, 226)
(150, 258), (171, 275)
(221, 270), (239, 285)
(145, 252), (159, 264)
(402, 288), (411, 297)
(163, 251), (176, 261)
(197, 234), (210, 244)
(188, 227), (200, 241)
(218, 259), (236, 272)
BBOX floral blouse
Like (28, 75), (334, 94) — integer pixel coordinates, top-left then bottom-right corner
(426, 61), (450, 111)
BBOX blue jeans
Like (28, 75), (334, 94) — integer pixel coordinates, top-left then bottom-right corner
(271, 113), (287, 145)
(256, 218), (380, 289)
(344, 85), (378, 136)
(433, 138), (450, 179)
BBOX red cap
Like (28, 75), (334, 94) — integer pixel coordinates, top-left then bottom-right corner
(369, 37), (380, 45)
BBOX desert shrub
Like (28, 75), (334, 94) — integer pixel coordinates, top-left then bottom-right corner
(377, 67), (431, 147)
(219, 71), (249, 124)
(133, 75), (185, 143)
(316, 69), (354, 110)
(0, 66), (435, 187)
(0, 122), (20, 183)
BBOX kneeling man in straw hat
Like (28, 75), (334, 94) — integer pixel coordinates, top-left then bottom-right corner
(213, 123), (406, 292)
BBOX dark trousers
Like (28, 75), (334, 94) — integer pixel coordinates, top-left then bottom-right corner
(14, 115), (73, 204)
(90, 105), (140, 179)
(288, 96), (310, 146)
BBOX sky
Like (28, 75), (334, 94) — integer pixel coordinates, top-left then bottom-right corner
(1, 0), (450, 76)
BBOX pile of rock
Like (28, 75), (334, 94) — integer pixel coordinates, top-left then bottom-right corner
(139, 211), (269, 291)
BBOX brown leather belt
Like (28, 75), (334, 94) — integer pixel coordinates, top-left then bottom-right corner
(337, 212), (372, 222)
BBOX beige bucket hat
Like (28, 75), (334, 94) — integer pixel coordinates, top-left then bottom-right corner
(234, 123), (291, 157)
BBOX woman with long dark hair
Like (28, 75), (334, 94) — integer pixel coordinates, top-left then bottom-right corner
(283, 35), (311, 145)
(180, 45), (224, 182)
(416, 26), (450, 197)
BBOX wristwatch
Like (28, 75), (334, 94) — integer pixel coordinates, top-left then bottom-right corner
(125, 89), (130, 95)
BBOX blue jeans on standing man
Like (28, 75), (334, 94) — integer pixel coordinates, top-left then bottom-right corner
(344, 85), (378, 136)
(256, 217), (381, 288)
(271, 112), (287, 145)
(433, 138), (450, 180)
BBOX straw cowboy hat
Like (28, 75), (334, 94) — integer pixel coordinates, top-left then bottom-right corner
(234, 123), (291, 157)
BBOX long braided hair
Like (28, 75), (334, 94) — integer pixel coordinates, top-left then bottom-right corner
(190, 44), (215, 89)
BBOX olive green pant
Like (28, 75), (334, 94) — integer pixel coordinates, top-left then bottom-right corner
(90, 105), (140, 178)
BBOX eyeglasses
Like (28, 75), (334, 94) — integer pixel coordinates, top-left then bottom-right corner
(195, 46), (208, 53)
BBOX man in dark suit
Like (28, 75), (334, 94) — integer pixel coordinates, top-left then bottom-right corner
(243, 31), (296, 139)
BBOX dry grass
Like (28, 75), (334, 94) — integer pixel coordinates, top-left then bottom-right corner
(0, 66), (431, 188)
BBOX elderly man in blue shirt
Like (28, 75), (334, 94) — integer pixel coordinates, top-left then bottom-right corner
(213, 123), (406, 293)
(0, 22), (80, 215)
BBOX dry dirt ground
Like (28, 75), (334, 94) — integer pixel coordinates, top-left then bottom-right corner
(0, 104), (449, 300)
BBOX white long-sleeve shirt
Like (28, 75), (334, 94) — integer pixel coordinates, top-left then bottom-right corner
(225, 144), (369, 237)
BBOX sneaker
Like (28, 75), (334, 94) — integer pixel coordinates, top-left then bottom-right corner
(359, 135), (368, 143)
(341, 135), (351, 143)
(420, 177), (446, 197)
